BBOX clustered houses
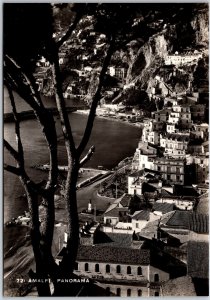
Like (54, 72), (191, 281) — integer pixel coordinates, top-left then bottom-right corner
(52, 30), (208, 295)
(132, 85), (209, 187)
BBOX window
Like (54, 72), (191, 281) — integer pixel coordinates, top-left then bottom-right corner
(137, 267), (142, 275)
(95, 264), (99, 273)
(116, 265), (121, 274)
(75, 262), (78, 271)
(138, 289), (142, 296)
(106, 264), (110, 273)
(127, 289), (131, 297)
(136, 223), (139, 229)
(127, 266), (131, 275)
(85, 263), (89, 272)
(155, 291), (159, 296)
(116, 288), (121, 296)
(105, 287), (110, 296)
(177, 175), (180, 181)
(154, 274), (159, 282)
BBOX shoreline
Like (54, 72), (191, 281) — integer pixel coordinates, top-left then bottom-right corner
(75, 110), (144, 128)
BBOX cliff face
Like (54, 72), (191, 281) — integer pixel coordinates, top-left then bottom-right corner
(39, 4), (208, 102)
(123, 5), (208, 95)
(126, 32), (168, 88)
(191, 8), (209, 45)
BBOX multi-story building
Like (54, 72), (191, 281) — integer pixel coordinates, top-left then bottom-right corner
(153, 157), (186, 185)
(186, 153), (209, 184)
(191, 123), (208, 141)
(168, 111), (180, 125)
(152, 108), (171, 122)
(164, 52), (202, 67)
(55, 241), (186, 297)
(132, 143), (157, 170)
(168, 105), (192, 128)
(190, 104), (206, 122)
(142, 120), (165, 145)
(128, 172), (145, 195)
(166, 123), (176, 133)
(160, 133), (190, 158)
(142, 130), (160, 145)
(107, 66), (127, 80)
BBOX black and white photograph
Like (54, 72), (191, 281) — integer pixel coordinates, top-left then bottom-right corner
(3, 2), (209, 297)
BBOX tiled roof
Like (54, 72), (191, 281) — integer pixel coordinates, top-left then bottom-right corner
(153, 202), (174, 214)
(120, 194), (131, 207)
(76, 245), (150, 265)
(132, 210), (150, 221)
(189, 213), (209, 234)
(165, 211), (189, 229)
(96, 232), (133, 248)
(160, 189), (173, 197)
(187, 241), (209, 279)
(104, 198), (121, 214)
(163, 211), (209, 234)
(104, 207), (128, 217)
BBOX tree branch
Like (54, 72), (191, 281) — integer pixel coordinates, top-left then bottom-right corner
(5, 55), (43, 108)
(51, 41), (76, 161)
(77, 36), (115, 157)
(4, 57), (58, 193)
(79, 145), (95, 168)
(5, 83), (24, 166)
(4, 163), (21, 176)
(4, 139), (20, 162)
(56, 12), (83, 49)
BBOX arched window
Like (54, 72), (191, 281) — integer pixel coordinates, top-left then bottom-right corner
(127, 289), (131, 297)
(127, 266), (131, 274)
(74, 262), (78, 271)
(138, 289), (142, 296)
(116, 288), (121, 296)
(154, 274), (159, 282)
(106, 264), (110, 273)
(85, 263), (89, 272)
(105, 287), (110, 296)
(95, 264), (99, 272)
(116, 265), (121, 274)
(137, 266), (142, 275)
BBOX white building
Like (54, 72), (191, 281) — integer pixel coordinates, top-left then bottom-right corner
(160, 133), (190, 158)
(165, 52), (202, 66)
(166, 123), (176, 133)
(192, 123), (208, 141)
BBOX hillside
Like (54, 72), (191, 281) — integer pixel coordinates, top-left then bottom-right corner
(36, 3), (208, 111)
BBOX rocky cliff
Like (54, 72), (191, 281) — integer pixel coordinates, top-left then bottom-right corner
(39, 4), (208, 104)
(120, 4), (208, 98)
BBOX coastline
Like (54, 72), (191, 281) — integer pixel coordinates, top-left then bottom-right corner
(75, 110), (144, 128)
